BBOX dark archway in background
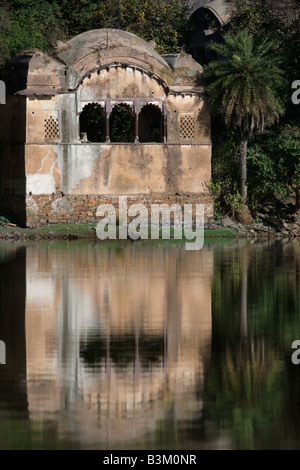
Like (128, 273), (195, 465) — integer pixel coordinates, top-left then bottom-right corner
(80, 103), (105, 142)
(138, 104), (163, 143)
(109, 103), (135, 143)
(185, 5), (231, 66)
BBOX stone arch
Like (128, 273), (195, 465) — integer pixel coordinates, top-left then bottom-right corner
(138, 104), (163, 143)
(77, 64), (169, 97)
(79, 103), (105, 142)
(109, 103), (135, 143)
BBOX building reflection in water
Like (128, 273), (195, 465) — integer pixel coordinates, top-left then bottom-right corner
(2, 242), (214, 447)
(0, 244), (27, 415)
(2, 239), (300, 449)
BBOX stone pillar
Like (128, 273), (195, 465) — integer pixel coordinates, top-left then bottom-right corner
(134, 99), (140, 143)
(163, 102), (167, 143)
(105, 100), (112, 143)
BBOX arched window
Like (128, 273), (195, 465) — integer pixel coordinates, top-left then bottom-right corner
(138, 104), (163, 143)
(80, 103), (105, 142)
(109, 103), (135, 143)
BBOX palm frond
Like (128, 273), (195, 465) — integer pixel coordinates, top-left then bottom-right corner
(204, 30), (286, 138)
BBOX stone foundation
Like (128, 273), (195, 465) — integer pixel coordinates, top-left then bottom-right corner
(26, 193), (214, 228)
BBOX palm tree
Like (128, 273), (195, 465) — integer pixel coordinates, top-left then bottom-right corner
(204, 31), (285, 214)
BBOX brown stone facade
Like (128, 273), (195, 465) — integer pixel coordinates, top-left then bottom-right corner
(26, 193), (214, 228)
(0, 29), (212, 227)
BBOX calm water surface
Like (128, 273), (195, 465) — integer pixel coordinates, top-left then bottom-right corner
(0, 238), (300, 449)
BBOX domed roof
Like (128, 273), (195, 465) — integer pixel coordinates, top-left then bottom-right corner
(55, 29), (173, 85)
(163, 49), (203, 84)
(5, 29), (206, 94)
(6, 51), (65, 95)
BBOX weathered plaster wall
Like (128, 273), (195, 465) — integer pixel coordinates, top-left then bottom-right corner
(25, 143), (211, 196)
(23, 63), (212, 219)
(79, 67), (166, 102)
(26, 94), (77, 144)
(166, 94), (211, 143)
(0, 40), (212, 227)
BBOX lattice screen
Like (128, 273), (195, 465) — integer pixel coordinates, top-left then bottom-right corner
(179, 113), (195, 141)
(44, 115), (59, 140)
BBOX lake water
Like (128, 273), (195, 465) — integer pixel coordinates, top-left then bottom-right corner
(0, 238), (300, 450)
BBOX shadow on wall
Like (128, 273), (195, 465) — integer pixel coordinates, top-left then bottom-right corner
(0, 96), (27, 226)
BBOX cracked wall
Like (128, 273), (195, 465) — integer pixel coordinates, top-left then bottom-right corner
(1, 63), (212, 226)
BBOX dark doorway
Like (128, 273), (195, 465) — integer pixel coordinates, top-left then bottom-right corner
(139, 104), (163, 143)
(109, 103), (135, 143)
(80, 103), (105, 142)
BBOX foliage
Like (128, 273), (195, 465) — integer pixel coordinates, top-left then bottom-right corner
(229, 0), (300, 118)
(230, 0), (300, 38)
(204, 30), (286, 138)
(209, 117), (242, 216)
(80, 103), (106, 142)
(0, 215), (10, 224)
(109, 103), (135, 143)
(207, 1), (299, 213)
(211, 118), (300, 214)
(247, 122), (300, 210)
(0, 0), (190, 63)
(0, 2), (11, 67)
(91, 0), (190, 54)
(210, 181), (244, 218)
(0, 0), (67, 60)
(205, 29), (286, 204)
(55, 0), (101, 38)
